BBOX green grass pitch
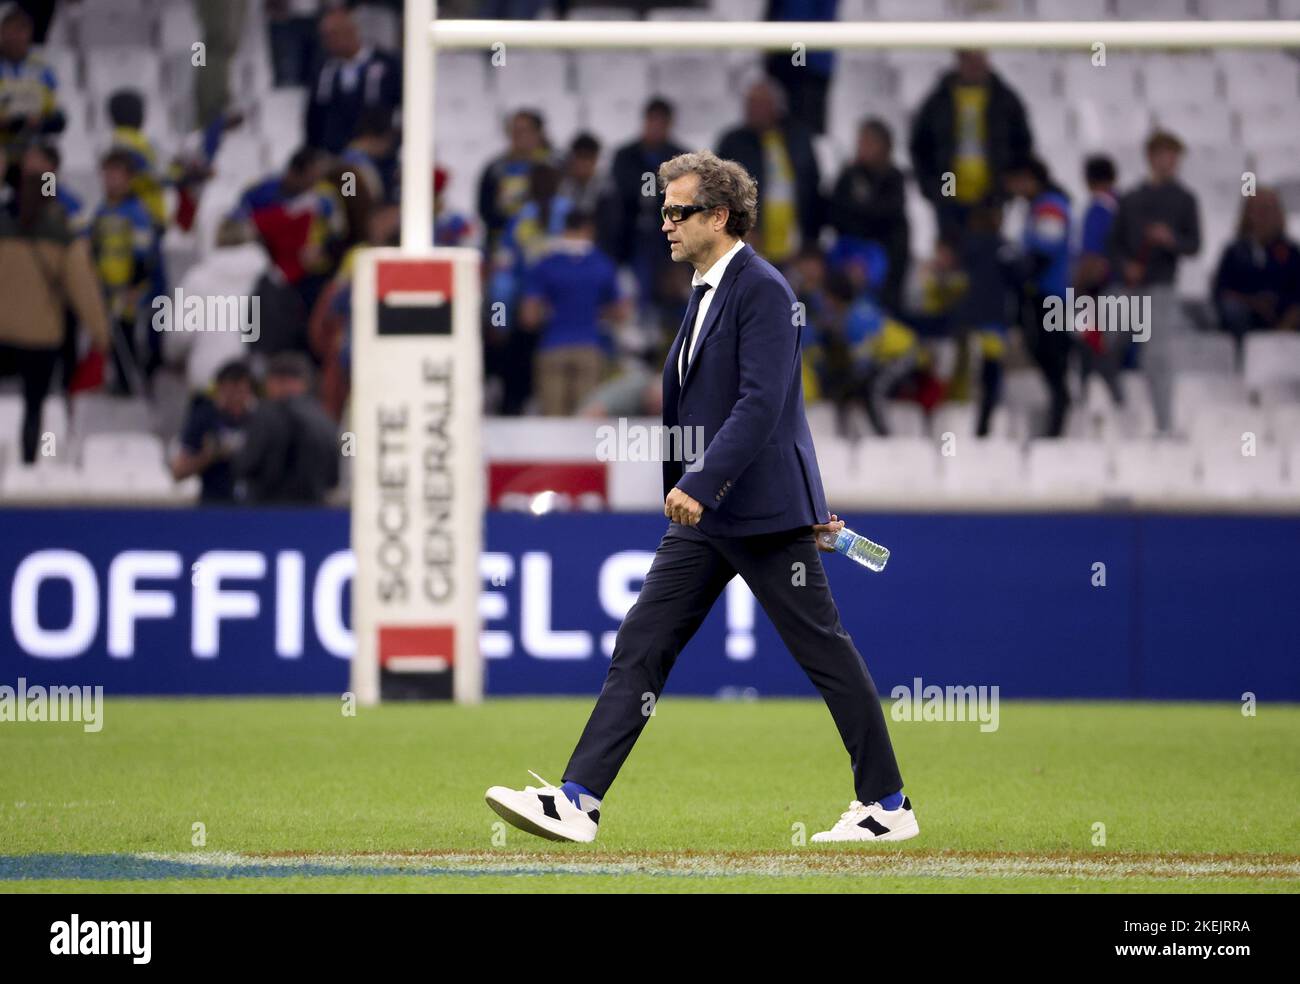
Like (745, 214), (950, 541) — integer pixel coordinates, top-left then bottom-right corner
(1, 697), (1297, 893)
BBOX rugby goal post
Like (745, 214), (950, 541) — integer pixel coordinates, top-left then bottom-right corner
(348, 0), (1300, 705)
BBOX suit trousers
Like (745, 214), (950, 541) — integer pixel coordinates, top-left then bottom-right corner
(563, 522), (904, 803)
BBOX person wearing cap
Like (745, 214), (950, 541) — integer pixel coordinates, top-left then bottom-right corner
(1109, 129), (1201, 433)
(232, 352), (340, 504)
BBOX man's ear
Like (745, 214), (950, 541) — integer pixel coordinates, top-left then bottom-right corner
(713, 207), (730, 232)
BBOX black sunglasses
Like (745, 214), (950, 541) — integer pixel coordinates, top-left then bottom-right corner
(661, 203), (718, 224)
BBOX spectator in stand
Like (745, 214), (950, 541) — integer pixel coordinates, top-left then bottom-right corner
(1214, 187), (1300, 357)
(305, 5), (401, 155)
(717, 76), (822, 268)
(819, 269), (927, 438)
(171, 359), (256, 504)
(0, 4), (62, 150)
(195, 0), (249, 130)
(1074, 154), (1126, 407)
(434, 165), (473, 247)
(606, 97), (687, 341)
(920, 210), (1015, 438)
(1005, 156), (1073, 438)
(1109, 130), (1200, 434)
(762, 0), (838, 136)
(559, 132), (609, 218)
(829, 117), (909, 313)
(909, 49), (1032, 241)
(88, 149), (155, 397)
(219, 146), (346, 349)
(266, 0), (322, 88)
(520, 209), (627, 416)
(477, 108), (555, 259)
(339, 107), (398, 205)
(233, 352), (340, 504)
(491, 162), (573, 415)
(0, 142), (108, 464)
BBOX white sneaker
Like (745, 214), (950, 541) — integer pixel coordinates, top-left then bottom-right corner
(484, 771), (601, 843)
(811, 797), (919, 843)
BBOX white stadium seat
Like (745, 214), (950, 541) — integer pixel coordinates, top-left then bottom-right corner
(939, 439), (1025, 501)
(857, 438), (939, 500)
(1115, 0), (1191, 18)
(1171, 371), (1250, 437)
(1111, 441), (1198, 499)
(80, 432), (166, 473)
(1199, 444), (1291, 501)
(1025, 440), (1112, 500)
(1243, 334), (1300, 392)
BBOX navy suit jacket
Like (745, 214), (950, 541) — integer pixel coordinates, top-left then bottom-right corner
(662, 241), (831, 537)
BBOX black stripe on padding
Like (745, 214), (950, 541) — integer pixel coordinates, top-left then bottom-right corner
(538, 794), (561, 820)
(858, 815), (891, 836)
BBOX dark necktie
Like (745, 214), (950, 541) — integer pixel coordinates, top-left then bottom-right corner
(680, 282), (713, 378)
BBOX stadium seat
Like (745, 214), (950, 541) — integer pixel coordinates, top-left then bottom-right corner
(0, 458), (82, 499)
(567, 5), (639, 18)
(1140, 54), (1219, 106)
(954, 0), (1029, 19)
(814, 432), (860, 506)
(1062, 59), (1141, 105)
(857, 438), (939, 501)
(80, 432), (166, 473)
(68, 395), (153, 440)
(1171, 371), (1250, 436)
(1110, 440), (1198, 499)
(1199, 443), (1291, 501)
(1243, 334), (1300, 392)
(875, 0), (948, 18)
(1074, 99), (1150, 148)
(1187, 404), (1270, 450)
(86, 48), (163, 108)
(1026, 439), (1112, 501)
(1035, 0), (1107, 18)
(1170, 332), (1236, 375)
(1238, 102), (1300, 151)
(1202, 0), (1272, 17)
(1115, 0), (1191, 18)
(1268, 404), (1300, 444)
(938, 439), (1025, 501)
(931, 402), (1016, 442)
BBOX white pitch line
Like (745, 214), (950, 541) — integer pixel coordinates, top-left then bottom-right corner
(142, 852), (1300, 880)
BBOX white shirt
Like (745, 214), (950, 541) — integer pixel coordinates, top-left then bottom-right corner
(678, 238), (745, 383)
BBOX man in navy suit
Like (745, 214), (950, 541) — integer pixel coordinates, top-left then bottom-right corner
(486, 151), (917, 844)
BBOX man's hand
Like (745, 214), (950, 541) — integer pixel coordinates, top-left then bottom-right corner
(664, 486), (703, 526)
(813, 513), (845, 552)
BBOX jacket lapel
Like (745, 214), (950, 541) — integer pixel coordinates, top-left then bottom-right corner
(679, 243), (752, 393)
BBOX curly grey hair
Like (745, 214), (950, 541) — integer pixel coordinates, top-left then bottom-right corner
(657, 150), (758, 240)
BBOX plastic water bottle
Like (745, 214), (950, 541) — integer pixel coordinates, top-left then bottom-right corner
(819, 527), (890, 572)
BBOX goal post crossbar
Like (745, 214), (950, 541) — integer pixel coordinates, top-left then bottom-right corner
(402, 1), (1300, 247)
(430, 18), (1300, 51)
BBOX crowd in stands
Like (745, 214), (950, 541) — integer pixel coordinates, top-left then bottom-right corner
(1, 0), (1298, 505)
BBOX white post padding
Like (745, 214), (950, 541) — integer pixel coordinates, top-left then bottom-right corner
(349, 247), (483, 705)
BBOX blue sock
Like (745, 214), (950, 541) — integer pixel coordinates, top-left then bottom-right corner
(878, 790), (904, 811)
(560, 781), (598, 810)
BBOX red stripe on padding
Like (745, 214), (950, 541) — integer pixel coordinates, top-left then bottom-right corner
(377, 260), (454, 301)
(378, 625), (456, 666)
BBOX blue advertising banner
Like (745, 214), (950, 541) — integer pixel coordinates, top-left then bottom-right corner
(1, 508), (1297, 700)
